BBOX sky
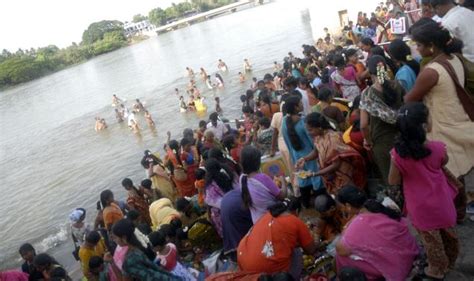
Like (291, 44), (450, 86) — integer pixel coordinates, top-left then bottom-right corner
(0, 0), (179, 51)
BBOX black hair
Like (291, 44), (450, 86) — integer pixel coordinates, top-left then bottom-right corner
(337, 185), (367, 209)
(430, 0), (454, 7)
(85, 231), (101, 244)
(259, 117), (271, 129)
(462, 0), (474, 9)
(168, 139), (183, 167)
(89, 256), (104, 270)
(411, 18), (463, 55)
(205, 158), (234, 193)
(364, 199), (401, 220)
(305, 112), (335, 131)
(345, 48), (358, 59)
(361, 37), (375, 47)
(33, 253), (55, 268)
(141, 150), (162, 169)
(199, 120), (207, 128)
(170, 218), (182, 229)
(388, 39), (420, 76)
(207, 147), (225, 161)
(339, 267), (368, 281)
(314, 193), (336, 213)
(141, 179), (152, 190)
(126, 209), (140, 221)
(222, 135), (236, 153)
(317, 87), (333, 102)
(367, 55), (399, 107)
(334, 54), (346, 68)
(394, 102), (431, 160)
(283, 96), (303, 151)
(259, 273), (295, 281)
(268, 197), (301, 217)
(176, 198), (190, 212)
(240, 145), (262, 208)
(148, 231), (166, 248)
(111, 219), (142, 248)
(19, 243), (36, 255)
(191, 165), (204, 179)
(100, 189), (113, 208)
(180, 137), (193, 148)
(122, 178), (134, 189)
(242, 105), (254, 114)
(283, 76), (298, 90)
(370, 46), (398, 74)
(159, 223), (177, 239)
(240, 95), (247, 103)
(209, 112), (219, 122)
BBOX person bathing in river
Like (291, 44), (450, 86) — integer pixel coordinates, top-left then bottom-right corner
(200, 67), (208, 81)
(95, 117), (107, 132)
(243, 58), (252, 72)
(238, 72), (246, 83)
(215, 97), (222, 114)
(186, 67), (194, 78)
(133, 99), (146, 113)
(187, 95), (196, 111)
(129, 119), (141, 134)
(112, 94), (123, 106)
(215, 73), (224, 88)
(115, 108), (124, 123)
(218, 59), (228, 72)
(205, 75), (215, 89)
(144, 110), (156, 128)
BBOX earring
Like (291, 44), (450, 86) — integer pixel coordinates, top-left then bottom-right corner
(429, 47), (434, 54)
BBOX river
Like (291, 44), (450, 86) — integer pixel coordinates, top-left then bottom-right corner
(0, 0), (371, 271)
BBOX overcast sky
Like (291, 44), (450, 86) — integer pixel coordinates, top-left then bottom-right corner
(0, 0), (178, 51)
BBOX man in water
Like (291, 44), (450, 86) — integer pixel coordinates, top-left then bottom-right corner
(174, 88), (180, 96)
(112, 94), (123, 106)
(243, 58), (252, 73)
(186, 67), (195, 78)
(95, 117), (107, 131)
(133, 99), (146, 113)
(273, 61), (282, 72)
(239, 72), (246, 83)
(218, 59), (228, 71)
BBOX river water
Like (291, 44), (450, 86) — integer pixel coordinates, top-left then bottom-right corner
(0, 0), (364, 271)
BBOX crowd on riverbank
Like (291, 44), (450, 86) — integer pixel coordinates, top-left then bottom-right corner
(3, 0), (474, 280)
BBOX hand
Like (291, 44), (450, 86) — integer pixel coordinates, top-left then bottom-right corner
(295, 158), (306, 169)
(363, 139), (373, 150)
(104, 252), (113, 263)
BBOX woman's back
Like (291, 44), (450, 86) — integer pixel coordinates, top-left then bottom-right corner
(391, 141), (457, 230)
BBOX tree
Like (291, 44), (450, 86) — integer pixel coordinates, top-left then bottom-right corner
(82, 20), (124, 45)
(149, 7), (167, 26)
(132, 14), (147, 23)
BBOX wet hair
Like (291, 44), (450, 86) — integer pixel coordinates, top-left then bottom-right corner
(176, 198), (190, 212)
(89, 256), (104, 271)
(305, 112), (335, 131)
(394, 102), (431, 160)
(337, 185), (401, 220)
(268, 197), (301, 217)
(85, 231), (101, 244)
(360, 37), (375, 47)
(111, 219), (143, 248)
(317, 87), (333, 102)
(240, 145), (262, 208)
(283, 96), (303, 151)
(388, 39), (420, 76)
(411, 19), (463, 55)
(339, 267), (368, 281)
(205, 158), (234, 193)
(259, 117), (271, 129)
(314, 193), (336, 213)
(100, 189), (113, 208)
(367, 55), (399, 107)
(148, 231), (166, 247)
(141, 179), (152, 190)
(19, 243), (36, 256)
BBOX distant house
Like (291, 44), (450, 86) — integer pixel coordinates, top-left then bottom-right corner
(124, 20), (156, 37)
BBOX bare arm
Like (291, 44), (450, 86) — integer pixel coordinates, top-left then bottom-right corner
(296, 148), (319, 169)
(388, 159), (402, 186)
(270, 128), (279, 157)
(313, 158), (341, 177)
(404, 68), (438, 102)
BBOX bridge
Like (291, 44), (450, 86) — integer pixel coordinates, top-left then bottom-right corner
(155, 0), (257, 34)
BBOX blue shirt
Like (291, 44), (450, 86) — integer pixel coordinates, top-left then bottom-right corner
(396, 64), (416, 92)
(281, 116), (322, 190)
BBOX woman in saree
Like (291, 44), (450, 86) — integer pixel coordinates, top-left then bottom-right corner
(298, 112), (365, 195)
(164, 140), (196, 197)
(149, 198), (180, 231)
(179, 137), (199, 196)
(330, 54), (361, 102)
(141, 150), (177, 202)
(335, 185), (419, 281)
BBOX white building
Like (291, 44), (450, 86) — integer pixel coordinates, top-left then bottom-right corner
(124, 20), (156, 37)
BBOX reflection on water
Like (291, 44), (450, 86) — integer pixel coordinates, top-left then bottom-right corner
(0, 1), (316, 269)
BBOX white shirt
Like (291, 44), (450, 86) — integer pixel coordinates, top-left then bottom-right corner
(206, 121), (228, 141)
(296, 87), (311, 116)
(441, 6), (474, 62)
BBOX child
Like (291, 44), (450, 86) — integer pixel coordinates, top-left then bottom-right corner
(149, 231), (197, 281)
(255, 117), (274, 156)
(388, 103), (458, 280)
(19, 243), (43, 280)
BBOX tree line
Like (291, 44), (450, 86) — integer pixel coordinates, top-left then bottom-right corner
(0, 0), (237, 88)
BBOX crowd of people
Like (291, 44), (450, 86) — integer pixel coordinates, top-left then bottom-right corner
(3, 0), (474, 280)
